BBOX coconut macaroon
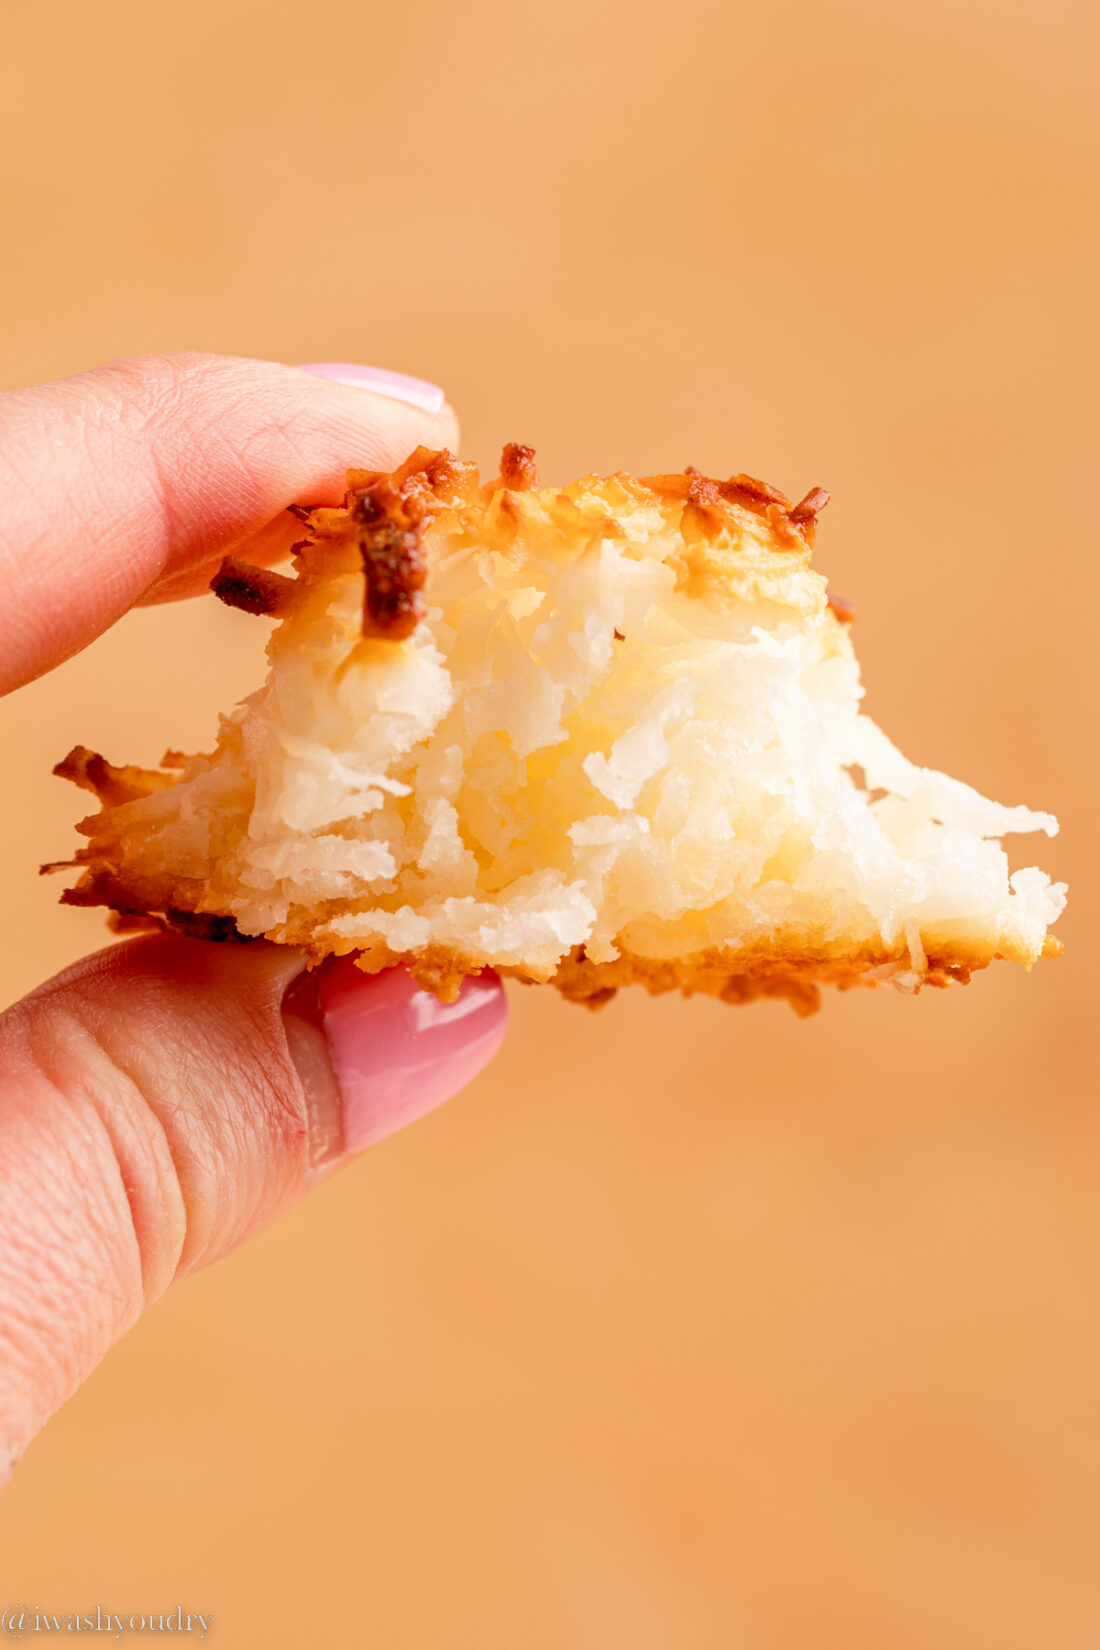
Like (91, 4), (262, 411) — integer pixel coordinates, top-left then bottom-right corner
(47, 444), (1065, 1013)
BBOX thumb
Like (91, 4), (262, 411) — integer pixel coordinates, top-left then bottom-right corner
(0, 351), (460, 693)
(0, 935), (506, 1478)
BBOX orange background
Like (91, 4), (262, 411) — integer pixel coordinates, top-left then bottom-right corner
(1, 1), (1097, 1644)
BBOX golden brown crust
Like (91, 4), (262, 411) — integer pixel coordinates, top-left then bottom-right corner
(69, 906), (1015, 1015)
(210, 447), (830, 643)
(331, 936), (1041, 1015)
(640, 468), (829, 546)
(542, 944), (973, 1016)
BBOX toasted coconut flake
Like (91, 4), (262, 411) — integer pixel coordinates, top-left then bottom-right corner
(211, 557), (297, 618)
(53, 746), (176, 806)
(349, 479), (433, 640)
(499, 443), (540, 491)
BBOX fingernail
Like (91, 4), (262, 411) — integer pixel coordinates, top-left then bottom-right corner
(283, 961), (507, 1168)
(296, 361), (446, 416)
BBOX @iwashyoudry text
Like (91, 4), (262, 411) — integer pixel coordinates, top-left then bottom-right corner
(1, 1606), (212, 1639)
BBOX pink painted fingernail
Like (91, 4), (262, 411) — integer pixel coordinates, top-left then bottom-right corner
(285, 961), (507, 1166)
(296, 361), (446, 415)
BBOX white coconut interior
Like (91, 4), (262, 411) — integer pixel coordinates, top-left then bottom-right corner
(108, 488), (1065, 990)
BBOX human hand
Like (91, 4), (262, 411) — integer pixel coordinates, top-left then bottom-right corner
(0, 355), (508, 1483)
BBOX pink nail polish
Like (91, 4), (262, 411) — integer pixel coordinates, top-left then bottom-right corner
(296, 361), (446, 416)
(315, 962), (507, 1154)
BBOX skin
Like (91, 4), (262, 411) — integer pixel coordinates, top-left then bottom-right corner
(0, 354), (501, 1482)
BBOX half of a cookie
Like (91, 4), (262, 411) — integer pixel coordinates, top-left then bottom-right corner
(47, 444), (1065, 1013)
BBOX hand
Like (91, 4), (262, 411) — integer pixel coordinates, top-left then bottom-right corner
(0, 354), (508, 1483)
